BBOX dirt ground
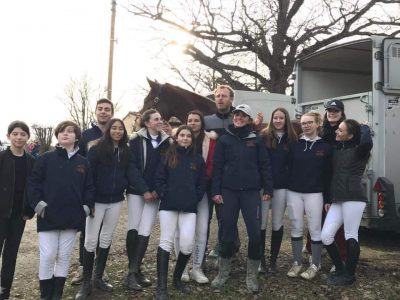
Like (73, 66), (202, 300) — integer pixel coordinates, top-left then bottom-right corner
(4, 201), (400, 300)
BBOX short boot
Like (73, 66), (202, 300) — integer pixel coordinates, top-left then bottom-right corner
(258, 229), (267, 273)
(269, 226), (283, 273)
(75, 250), (95, 300)
(246, 259), (260, 293)
(332, 239), (359, 286)
(125, 230), (142, 291)
(211, 257), (231, 289)
(173, 252), (191, 294)
(156, 247), (170, 300)
(39, 278), (54, 300)
(135, 235), (152, 287)
(325, 242), (345, 284)
(94, 247), (113, 292)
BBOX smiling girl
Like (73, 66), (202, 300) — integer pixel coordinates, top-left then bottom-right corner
(155, 125), (206, 299)
(286, 112), (332, 280)
(76, 118), (132, 299)
(260, 108), (298, 273)
(211, 104), (273, 293)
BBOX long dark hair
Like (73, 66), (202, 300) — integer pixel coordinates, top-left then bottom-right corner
(186, 110), (205, 150)
(96, 118), (130, 165)
(261, 108), (298, 150)
(165, 125), (195, 169)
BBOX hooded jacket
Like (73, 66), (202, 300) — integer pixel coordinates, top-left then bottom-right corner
(288, 136), (332, 200)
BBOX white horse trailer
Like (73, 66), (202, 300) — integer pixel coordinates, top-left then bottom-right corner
(293, 36), (400, 232)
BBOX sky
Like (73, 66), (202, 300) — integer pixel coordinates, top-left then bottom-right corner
(0, 0), (189, 142)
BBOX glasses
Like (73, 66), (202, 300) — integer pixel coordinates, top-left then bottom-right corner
(300, 121), (315, 127)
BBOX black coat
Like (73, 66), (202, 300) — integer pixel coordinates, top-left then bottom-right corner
(127, 128), (171, 195)
(0, 148), (35, 218)
(212, 125), (273, 197)
(28, 147), (94, 232)
(155, 147), (206, 213)
(88, 145), (134, 204)
(330, 125), (373, 203)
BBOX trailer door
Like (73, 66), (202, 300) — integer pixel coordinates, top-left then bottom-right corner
(383, 38), (400, 93)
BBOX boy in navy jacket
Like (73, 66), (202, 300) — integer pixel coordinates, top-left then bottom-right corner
(28, 121), (94, 300)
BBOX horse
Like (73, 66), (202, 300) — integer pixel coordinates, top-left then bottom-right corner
(140, 78), (216, 122)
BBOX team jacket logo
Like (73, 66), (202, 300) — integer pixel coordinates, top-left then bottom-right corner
(315, 150), (325, 156)
(190, 163), (198, 170)
(76, 164), (86, 174)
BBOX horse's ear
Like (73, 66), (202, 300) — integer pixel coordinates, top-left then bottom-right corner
(147, 77), (158, 89)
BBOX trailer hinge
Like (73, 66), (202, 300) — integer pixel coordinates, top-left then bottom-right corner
(374, 51), (383, 60)
(366, 169), (373, 178)
(291, 97), (296, 105)
(365, 104), (373, 112)
(374, 82), (383, 90)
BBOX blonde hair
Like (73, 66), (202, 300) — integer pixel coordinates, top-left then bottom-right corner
(301, 111), (322, 134)
(215, 85), (234, 99)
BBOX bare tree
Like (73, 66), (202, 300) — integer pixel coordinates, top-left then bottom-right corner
(32, 124), (54, 154)
(61, 75), (107, 131)
(129, 0), (400, 94)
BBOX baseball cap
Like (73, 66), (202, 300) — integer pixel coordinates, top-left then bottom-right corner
(232, 104), (253, 119)
(325, 99), (344, 112)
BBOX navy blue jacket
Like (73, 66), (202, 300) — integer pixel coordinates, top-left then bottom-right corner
(155, 147), (206, 213)
(28, 147), (94, 232)
(266, 134), (292, 189)
(212, 125), (273, 197)
(78, 123), (103, 157)
(0, 148), (35, 218)
(127, 128), (171, 195)
(88, 145), (134, 204)
(288, 137), (332, 199)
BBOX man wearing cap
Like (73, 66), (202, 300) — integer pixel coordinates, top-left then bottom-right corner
(211, 103), (272, 293)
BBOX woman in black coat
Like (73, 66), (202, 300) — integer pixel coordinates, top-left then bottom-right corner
(321, 119), (373, 286)
(211, 104), (273, 293)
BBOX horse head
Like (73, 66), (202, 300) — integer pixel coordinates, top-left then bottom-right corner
(140, 78), (216, 123)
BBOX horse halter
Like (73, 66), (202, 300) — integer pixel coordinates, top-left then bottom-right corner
(153, 83), (164, 107)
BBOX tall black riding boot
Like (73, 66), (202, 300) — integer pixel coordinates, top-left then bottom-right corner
(173, 252), (191, 294)
(269, 226), (284, 273)
(51, 277), (66, 300)
(39, 278), (54, 300)
(258, 229), (267, 273)
(75, 249), (95, 300)
(332, 238), (359, 286)
(94, 247), (113, 292)
(0, 286), (10, 300)
(156, 247), (170, 300)
(325, 242), (345, 284)
(135, 235), (152, 287)
(125, 230), (142, 291)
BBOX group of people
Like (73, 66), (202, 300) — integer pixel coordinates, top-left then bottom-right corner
(0, 85), (373, 300)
